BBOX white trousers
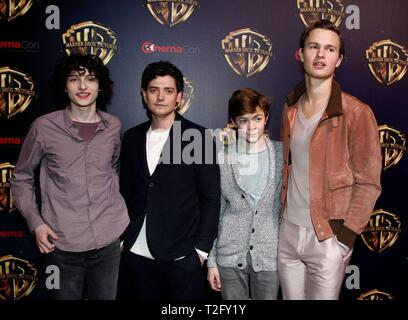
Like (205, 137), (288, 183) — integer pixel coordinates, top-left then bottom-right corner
(277, 219), (353, 300)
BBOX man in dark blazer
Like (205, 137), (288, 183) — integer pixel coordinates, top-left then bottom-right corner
(118, 61), (221, 300)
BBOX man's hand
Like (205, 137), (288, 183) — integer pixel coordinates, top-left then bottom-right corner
(34, 224), (59, 254)
(207, 267), (221, 292)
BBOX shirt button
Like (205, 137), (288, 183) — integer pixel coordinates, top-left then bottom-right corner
(237, 263), (243, 268)
(149, 182), (155, 188)
(241, 194), (245, 199)
(317, 224), (321, 228)
(250, 245), (254, 250)
(320, 232), (324, 236)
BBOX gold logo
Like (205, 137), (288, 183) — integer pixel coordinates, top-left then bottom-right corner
(357, 289), (393, 300)
(366, 40), (408, 86)
(297, 0), (345, 27)
(62, 21), (119, 65)
(0, 67), (35, 119)
(0, 0), (34, 22)
(361, 209), (401, 253)
(0, 255), (38, 300)
(178, 77), (195, 115)
(146, 0), (198, 27)
(219, 123), (237, 147)
(0, 162), (15, 213)
(222, 28), (273, 78)
(379, 125), (406, 170)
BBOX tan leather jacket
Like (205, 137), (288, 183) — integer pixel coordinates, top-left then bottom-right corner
(280, 80), (382, 248)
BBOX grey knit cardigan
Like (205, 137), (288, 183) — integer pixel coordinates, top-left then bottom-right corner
(207, 137), (283, 272)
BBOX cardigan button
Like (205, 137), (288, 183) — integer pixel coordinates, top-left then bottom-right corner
(237, 263), (243, 268)
(149, 182), (155, 188)
(241, 194), (245, 199)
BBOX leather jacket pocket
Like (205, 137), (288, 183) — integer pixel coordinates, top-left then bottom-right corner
(328, 172), (354, 216)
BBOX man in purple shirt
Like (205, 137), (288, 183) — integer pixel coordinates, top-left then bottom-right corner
(11, 54), (129, 300)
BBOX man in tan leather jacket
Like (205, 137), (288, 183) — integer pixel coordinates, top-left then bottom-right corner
(278, 20), (382, 300)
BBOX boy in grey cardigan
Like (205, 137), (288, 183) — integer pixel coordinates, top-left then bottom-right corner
(207, 88), (283, 300)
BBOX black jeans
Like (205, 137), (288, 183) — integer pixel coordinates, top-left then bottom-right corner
(44, 240), (121, 300)
(117, 250), (205, 300)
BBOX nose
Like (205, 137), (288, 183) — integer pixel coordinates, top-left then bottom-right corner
(157, 90), (165, 100)
(317, 46), (325, 58)
(78, 78), (87, 90)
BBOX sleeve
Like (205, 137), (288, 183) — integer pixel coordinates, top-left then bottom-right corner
(194, 129), (221, 253)
(207, 195), (227, 268)
(337, 105), (382, 248)
(11, 122), (46, 232)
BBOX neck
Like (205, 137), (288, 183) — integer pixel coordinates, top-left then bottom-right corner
(68, 104), (100, 123)
(151, 112), (176, 130)
(302, 75), (333, 117)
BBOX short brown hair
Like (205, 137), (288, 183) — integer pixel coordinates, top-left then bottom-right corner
(299, 19), (345, 57)
(228, 88), (270, 120)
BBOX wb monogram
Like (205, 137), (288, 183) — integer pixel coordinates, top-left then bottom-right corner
(146, 0), (198, 27)
(0, 255), (38, 300)
(222, 28), (273, 78)
(366, 40), (408, 86)
(62, 21), (118, 65)
(0, 67), (36, 119)
(379, 125), (406, 170)
(0, 0), (34, 21)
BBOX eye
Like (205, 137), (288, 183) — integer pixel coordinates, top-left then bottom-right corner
(68, 76), (78, 82)
(255, 117), (263, 122)
(148, 88), (157, 94)
(165, 89), (174, 94)
(87, 76), (97, 81)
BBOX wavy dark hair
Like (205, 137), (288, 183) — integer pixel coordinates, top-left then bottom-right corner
(51, 54), (113, 110)
(141, 60), (184, 92)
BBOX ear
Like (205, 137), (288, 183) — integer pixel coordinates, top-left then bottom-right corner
(176, 91), (183, 103)
(299, 49), (304, 63)
(141, 89), (147, 104)
(336, 54), (343, 68)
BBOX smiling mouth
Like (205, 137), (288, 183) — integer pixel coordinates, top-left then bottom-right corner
(76, 93), (91, 97)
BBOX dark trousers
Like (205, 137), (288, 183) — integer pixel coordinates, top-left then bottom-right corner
(44, 240), (121, 300)
(117, 250), (205, 300)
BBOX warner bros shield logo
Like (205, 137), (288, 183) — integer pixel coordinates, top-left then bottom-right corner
(0, 162), (16, 213)
(0, 255), (38, 300)
(366, 39), (408, 86)
(0, 0), (34, 22)
(297, 0), (345, 27)
(0, 67), (36, 119)
(222, 28), (273, 78)
(357, 289), (393, 300)
(146, 0), (198, 27)
(178, 77), (195, 115)
(361, 209), (401, 254)
(379, 125), (406, 170)
(62, 21), (118, 65)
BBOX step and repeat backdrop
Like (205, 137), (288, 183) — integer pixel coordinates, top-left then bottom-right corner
(0, 0), (407, 300)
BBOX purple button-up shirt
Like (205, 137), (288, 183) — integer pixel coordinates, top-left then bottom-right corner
(11, 108), (129, 252)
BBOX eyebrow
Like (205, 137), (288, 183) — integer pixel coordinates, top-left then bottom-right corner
(147, 86), (176, 90)
(238, 113), (264, 119)
(306, 41), (338, 49)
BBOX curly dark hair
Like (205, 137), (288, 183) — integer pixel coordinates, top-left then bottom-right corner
(141, 60), (184, 92)
(51, 54), (113, 110)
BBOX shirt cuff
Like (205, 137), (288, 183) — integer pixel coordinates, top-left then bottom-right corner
(195, 248), (208, 260)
